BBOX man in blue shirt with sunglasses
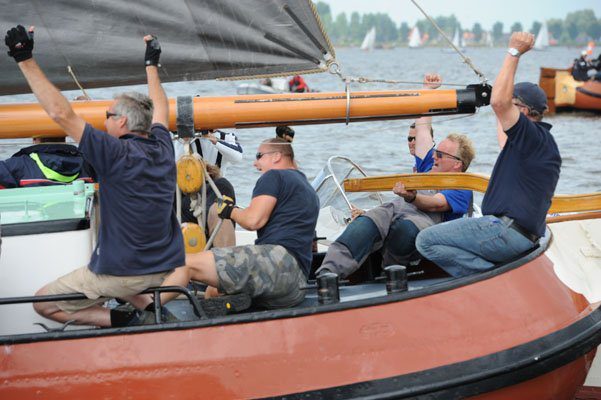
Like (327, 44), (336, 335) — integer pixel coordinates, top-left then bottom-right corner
(415, 32), (561, 277)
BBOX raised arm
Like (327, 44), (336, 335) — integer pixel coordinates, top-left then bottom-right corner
(143, 35), (168, 127)
(491, 32), (534, 131)
(6, 26), (86, 142)
(414, 74), (440, 159)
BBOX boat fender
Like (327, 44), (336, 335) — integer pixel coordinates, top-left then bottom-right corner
(317, 272), (340, 305)
(384, 265), (408, 294)
(177, 155), (204, 194)
(181, 222), (206, 253)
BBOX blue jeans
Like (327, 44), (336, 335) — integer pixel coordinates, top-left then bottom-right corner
(336, 216), (380, 263)
(415, 215), (536, 277)
(336, 216), (419, 264)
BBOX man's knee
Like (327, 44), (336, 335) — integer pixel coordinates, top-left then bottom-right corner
(337, 216), (380, 250)
(33, 286), (57, 317)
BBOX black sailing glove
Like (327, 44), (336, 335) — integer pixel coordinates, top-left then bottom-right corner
(216, 196), (237, 220)
(144, 35), (161, 67)
(5, 25), (34, 63)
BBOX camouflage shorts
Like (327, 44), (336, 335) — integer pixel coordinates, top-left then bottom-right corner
(212, 244), (306, 309)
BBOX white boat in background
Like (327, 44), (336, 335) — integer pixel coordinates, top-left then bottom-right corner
(408, 26), (422, 48)
(534, 22), (549, 50)
(360, 27), (376, 51)
(236, 77), (289, 95)
(453, 29), (466, 50)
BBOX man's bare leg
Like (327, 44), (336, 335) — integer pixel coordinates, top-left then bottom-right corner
(159, 250), (219, 304)
(33, 286), (111, 327)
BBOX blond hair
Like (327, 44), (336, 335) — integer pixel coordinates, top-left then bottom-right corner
(446, 133), (475, 171)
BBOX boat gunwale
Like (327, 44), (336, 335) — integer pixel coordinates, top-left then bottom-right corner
(1, 231), (554, 345)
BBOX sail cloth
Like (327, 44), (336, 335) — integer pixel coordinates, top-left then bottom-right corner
(0, 0), (335, 96)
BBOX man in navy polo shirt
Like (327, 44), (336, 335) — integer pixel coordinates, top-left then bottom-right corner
(416, 32), (562, 277)
(5, 25), (185, 327)
(161, 138), (319, 309)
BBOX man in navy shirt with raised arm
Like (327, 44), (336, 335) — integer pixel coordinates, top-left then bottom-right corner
(416, 32), (561, 277)
(5, 25), (185, 327)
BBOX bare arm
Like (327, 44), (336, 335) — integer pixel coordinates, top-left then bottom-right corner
(231, 195), (277, 231)
(414, 74), (440, 158)
(18, 59), (86, 142)
(393, 181), (450, 212)
(491, 32), (534, 131)
(144, 35), (168, 127)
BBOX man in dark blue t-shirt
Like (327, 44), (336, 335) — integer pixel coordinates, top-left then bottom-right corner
(416, 32), (561, 277)
(5, 27), (185, 327)
(162, 138), (319, 309)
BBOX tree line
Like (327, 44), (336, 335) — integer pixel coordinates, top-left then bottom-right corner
(315, 2), (601, 47)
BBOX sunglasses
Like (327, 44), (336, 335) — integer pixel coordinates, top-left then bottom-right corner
(255, 151), (279, 160)
(407, 136), (416, 142)
(105, 111), (121, 119)
(435, 149), (462, 162)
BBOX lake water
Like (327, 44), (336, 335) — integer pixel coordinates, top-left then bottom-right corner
(1, 46), (599, 206)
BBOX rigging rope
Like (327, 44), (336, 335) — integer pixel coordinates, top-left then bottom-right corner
(410, 0), (488, 83)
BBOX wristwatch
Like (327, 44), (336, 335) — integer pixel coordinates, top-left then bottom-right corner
(507, 47), (521, 58)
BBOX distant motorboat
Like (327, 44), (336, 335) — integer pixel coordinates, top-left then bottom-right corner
(408, 26), (421, 48)
(237, 77), (288, 95)
(534, 22), (549, 51)
(360, 27), (376, 51)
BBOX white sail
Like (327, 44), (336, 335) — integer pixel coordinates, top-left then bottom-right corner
(485, 31), (494, 47)
(452, 29), (465, 49)
(409, 26), (421, 48)
(534, 22), (549, 50)
(360, 27), (376, 51)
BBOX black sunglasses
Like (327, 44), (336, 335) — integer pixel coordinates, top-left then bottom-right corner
(105, 111), (121, 119)
(435, 149), (462, 162)
(255, 151), (279, 160)
(407, 136), (416, 142)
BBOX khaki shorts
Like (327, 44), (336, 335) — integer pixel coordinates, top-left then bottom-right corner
(212, 244), (306, 309)
(45, 266), (170, 313)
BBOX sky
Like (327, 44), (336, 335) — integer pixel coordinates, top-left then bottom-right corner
(321, 0), (601, 31)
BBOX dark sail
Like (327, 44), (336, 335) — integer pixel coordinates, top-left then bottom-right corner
(0, 0), (335, 95)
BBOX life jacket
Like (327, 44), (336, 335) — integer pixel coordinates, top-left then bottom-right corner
(10, 144), (95, 187)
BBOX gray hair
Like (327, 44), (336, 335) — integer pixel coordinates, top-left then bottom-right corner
(113, 92), (153, 133)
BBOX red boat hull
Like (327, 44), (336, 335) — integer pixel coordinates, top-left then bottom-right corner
(0, 252), (597, 399)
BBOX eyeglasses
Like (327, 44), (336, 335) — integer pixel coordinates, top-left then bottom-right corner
(105, 111), (121, 119)
(407, 136), (416, 142)
(255, 151), (279, 160)
(435, 149), (462, 162)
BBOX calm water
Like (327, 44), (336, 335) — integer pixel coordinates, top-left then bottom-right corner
(1, 47), (599, 206)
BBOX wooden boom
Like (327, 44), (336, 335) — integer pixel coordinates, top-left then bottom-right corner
(0, 85), (491, 138)
(343, 173), (601, 214)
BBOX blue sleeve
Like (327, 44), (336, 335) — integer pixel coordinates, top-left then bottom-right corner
(440, 189), (472, 214)
(0, 158), (21, 188)
(414, 147), (434, 173)
(252, 170), (280, 199)
(78, 124), (126, 176)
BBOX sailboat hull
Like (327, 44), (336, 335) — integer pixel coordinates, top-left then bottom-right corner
(1, 248), (599, 399)
(539, 67), (601, 113)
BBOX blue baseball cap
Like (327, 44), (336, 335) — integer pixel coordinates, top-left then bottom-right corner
(513, 82), (548, 114)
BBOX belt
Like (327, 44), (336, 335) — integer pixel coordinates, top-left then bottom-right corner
(496, 215), (539, 243)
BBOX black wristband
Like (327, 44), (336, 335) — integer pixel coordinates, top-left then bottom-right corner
(405, 192), (417, 203)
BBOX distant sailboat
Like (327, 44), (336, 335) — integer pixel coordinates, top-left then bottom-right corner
(452, 29), (465, 50)
(360, 27), (376, 51)
(534, 22), (549, 51)
(484, 31), (494, 47)
(408, 26), (421, 48)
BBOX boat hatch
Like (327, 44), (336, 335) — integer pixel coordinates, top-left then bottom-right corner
(0, 182), (95, 236)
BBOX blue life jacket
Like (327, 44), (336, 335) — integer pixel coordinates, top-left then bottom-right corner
(0, 144), (95, 188)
